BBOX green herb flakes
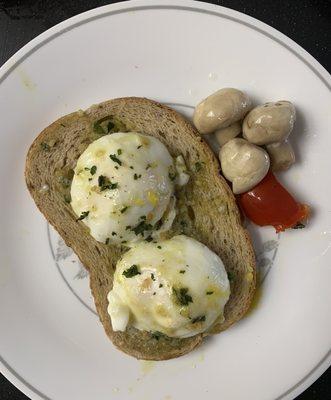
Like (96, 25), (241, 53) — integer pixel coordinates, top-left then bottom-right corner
(173, 287), (193, 306)
(98, 175), (118, 191)
(151, 273), (155, 281)
(206, 291), (214, 295)
(90, 165), (97, 175)
(105, 238), (110, 245)
(168, 171), (177, 181)
(179, 270), (185, 274)
(93, 116), (116, 135)
(107, 121), (114, 132)
(117, 149), (122, 155)
(123, 264), (141, 278)
(132, 221), (153, 236)
(76, 211), (89, 221)
(120, 206), (129, 214)
(191, 315), (205, 324)
(293, 222), (305, 229)
(194, 161), (204, 172)
(41, 142), (50, 151)
(134, 173), (142, 180)
(151, 331), (164, 341)
(109, 154), (122, 166)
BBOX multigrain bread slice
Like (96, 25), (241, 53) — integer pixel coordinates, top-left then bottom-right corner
(25, 97), (256, 360)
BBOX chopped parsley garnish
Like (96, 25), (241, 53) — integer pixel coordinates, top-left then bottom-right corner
(159, 283), (163, 288)
(90, 165), (97, 175)
(134, 173), (142, 180)
(293, 222), (305, 229)
(120, 206), (129, 214)
(125, 225), (131, 230)
(107, 121), (115, 132)
(117, 149), (122, 155)
(140, 215), (147, 220)
(154, 220), (162, 230)
(93, 116), (115, 135)
(137, 145), (142, 149)
(194, 161), (204, 172)
(145, 235), (153, 242)
(111, 231), (117, 236)
(109, 154), (122, 166)
(151, 331), (164, 341)
(129, 166), (134, 170)
(168, 171), (177, 181)
(146, 163), (152, 170)
(58, 175), (72, 188)
(41, 142), (50, 151)
(76, 211), (89, 221)
(157, 245), (162, 249)
(122, 264), (141, 278)
(179, 270), (185, 274)
(206, 291), (214, 295)
(132, 221), (153, 236)
(151, 273), (155, 281)
(98, 175), (118, 191)
(105, 238), (110, 245)
(153, 292), (156, 295)
(173, 287), (193, 306)
(191, 315), (206, 324)
(114, 165), (119, 170)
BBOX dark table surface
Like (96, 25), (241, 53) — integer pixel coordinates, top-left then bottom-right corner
(0, 0), (330, 399)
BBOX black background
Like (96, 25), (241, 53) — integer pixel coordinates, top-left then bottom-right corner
(0, 0), (330, 399)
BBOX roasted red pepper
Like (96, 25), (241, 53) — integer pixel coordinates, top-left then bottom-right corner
(238, 171), (309, 232)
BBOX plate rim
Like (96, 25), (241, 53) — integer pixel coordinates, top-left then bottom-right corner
(0, 1), (330, 399)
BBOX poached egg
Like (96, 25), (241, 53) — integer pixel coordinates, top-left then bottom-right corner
(107, 235), (230, 338)
(71, 132), (185, 245)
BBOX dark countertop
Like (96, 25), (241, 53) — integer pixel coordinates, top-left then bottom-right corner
(0, 0), (330, 399)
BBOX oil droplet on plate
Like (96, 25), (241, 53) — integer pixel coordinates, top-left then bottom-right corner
(140, 360), (155, 374)
(17, 68), (37, 91)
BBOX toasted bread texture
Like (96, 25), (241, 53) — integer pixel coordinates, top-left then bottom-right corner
(25, 97), (256, 360)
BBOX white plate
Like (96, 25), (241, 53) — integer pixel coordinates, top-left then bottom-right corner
(0, 1), (330, 399)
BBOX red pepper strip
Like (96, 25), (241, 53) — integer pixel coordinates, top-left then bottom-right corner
(238, 171), (310, 233)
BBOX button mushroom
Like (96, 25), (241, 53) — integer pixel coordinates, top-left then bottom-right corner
(243, 101), (296, 145)
(219, 138), (270, 194)
(215, 121), (242, 147)
(193, 88), (251, 134)
(266, 141), (295, 171)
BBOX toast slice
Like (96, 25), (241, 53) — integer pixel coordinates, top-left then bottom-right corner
(25, 97), (256, 360)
